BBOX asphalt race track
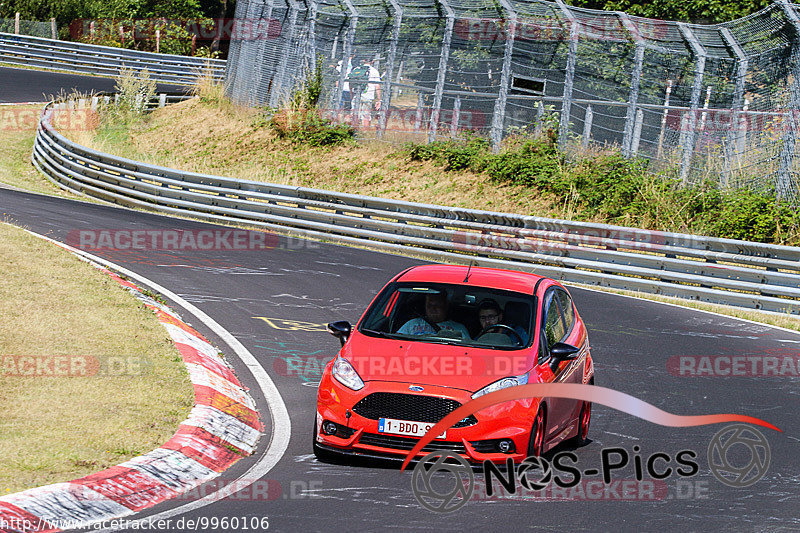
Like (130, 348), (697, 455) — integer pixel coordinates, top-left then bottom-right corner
(0, 66), (186, 102)
(2, 72), (800, 532)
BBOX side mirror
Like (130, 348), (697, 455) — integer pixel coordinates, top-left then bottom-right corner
(327, 321), (352, 346)
(549, 342), (579, 371)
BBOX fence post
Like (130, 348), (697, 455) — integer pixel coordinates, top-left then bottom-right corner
(378, 0), (403, 138)
(677, 23), (707, 184)
(631, 108), (644, 155)
(656, 80), (672, 159)
(50, 18), (57, 39)
(556, 0), (578, 148)
(428, 0), (455, 142)
(490, 0), (517, 151)
(414, 92), (424, 132)
(719, 27), (748, 189)
(535, 101), (545, 135)
(14, 12), (19, 35)
(269, 0), (300, 107)
(778, 0), (800, 200)
(335, 0), (358, 112)
(307, 0), (318, 73)
(451, 97), (461, 138)
(581, 105), (593, 147)
(618, 13), (645, 157)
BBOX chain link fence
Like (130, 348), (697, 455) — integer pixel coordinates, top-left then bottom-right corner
(0, 17), (55, 38)
(224, 0), (800, 202)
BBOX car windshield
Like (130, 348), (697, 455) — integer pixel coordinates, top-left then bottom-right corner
(358, 282), (535, 350)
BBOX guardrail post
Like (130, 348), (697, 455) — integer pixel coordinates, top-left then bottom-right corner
(451, 97), (461, 138)
(50, 18), (57, 40)
(556, 0), (578, 148)
(677, 23), (707, 184)
(378, 0), (403, 138)
(428, 0), (455, 142)
(90, 96), (98, 111)
(778, 0), (800, 200)
(618, 13), (645, 157)
(719, 27), (748, 188)
(490, 0), (517, 151)
(158, 93), (167, 108)
(334, 0), (358, 112)
(581, 105), (593, 147)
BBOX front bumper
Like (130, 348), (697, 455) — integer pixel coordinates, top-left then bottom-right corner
(316, 372), (539, 464)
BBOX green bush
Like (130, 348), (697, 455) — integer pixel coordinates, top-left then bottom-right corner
(405, 133), (800, 245)
(269, 109), (355, 147)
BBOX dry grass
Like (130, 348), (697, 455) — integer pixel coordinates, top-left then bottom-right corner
(68, 98), (562, 217)
(0, 222), (193, 494)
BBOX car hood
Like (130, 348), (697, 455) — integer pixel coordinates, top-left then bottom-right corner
(340, 330), (533, 392)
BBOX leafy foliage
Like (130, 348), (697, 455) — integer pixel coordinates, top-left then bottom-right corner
(406, 133), (800, 244)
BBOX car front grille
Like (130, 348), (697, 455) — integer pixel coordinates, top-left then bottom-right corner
(358, 432), (467, 454)
(352, 392), (477, 428)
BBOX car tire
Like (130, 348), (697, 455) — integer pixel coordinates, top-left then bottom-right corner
(569, 377), (593, 447)
(527, 407), (546, 457)
(572, 401), (591, 446)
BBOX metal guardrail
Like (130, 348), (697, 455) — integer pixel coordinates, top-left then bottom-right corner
(0, 32), (225, 85)
(31, 100), (800, 315)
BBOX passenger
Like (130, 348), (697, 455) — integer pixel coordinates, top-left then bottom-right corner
(398, 292), (470, 339)
(476, 298), (529, 345)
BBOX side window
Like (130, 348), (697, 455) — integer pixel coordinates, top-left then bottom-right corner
(544, 293), (566, 349)
(556, 289), (575, 334)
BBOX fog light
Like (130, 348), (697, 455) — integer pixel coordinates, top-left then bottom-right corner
(322, 421), (338, 435)
(498, 439), (515, 453)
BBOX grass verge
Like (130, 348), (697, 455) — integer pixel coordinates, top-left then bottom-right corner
(0, 222), (193, 494)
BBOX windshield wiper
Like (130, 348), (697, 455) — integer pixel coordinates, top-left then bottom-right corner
(360, 328), (393, 338)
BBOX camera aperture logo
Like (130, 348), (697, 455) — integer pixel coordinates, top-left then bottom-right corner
(411, 452), (474, 512)
(708, 424), (770, 488)
(411, 424), (771, 512)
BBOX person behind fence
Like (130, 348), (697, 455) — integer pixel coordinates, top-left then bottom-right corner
(348, 56), (381, 127)
(335, 56), (353, 110)
(397, 292), (470, 339)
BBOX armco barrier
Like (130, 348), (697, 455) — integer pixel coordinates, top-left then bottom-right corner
(0, 32), (225, 85)
(31, 100), (800, 314)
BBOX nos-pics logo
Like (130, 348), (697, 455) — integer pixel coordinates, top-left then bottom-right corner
(411, 424), (770, 512)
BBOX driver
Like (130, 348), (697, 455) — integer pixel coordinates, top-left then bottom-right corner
(477, 299), (529, 345)
(397, 292), (470, 339)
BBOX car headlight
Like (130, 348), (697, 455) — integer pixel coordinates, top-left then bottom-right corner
(471, 373), (528, 399)
(332, 356), (364, 391)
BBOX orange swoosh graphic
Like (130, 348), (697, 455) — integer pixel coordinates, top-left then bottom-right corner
(400, 383), (781, 471)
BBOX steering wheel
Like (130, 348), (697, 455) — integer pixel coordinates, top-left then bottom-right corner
(477, 324), (523, 345)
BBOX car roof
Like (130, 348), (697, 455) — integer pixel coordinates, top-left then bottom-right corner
(395, 264), (545, 295)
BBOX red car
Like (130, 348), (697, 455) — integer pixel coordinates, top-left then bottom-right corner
(314, 264), (594, 464)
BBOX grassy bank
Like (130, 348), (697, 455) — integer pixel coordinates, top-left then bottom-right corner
(0, 222), (193, 494)
(66, 93), (800, 246)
